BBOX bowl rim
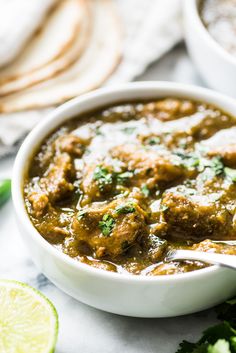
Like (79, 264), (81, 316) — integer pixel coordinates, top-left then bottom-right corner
(184, 0), (236, 67)
(12, 81), (236, 284)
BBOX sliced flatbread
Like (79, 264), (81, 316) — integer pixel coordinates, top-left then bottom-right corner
(0, 0), (90, 96)
(0, 0), (122, 113)
(0, 0), (85, 88)
(0, 0), (57, 68)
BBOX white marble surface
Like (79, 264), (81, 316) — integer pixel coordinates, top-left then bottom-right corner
(0, 44), (220, 353)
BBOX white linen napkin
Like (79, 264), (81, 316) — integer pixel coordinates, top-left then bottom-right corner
(0, 0), (182, 157)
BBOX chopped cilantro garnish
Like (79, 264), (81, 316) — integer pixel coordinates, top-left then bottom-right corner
(77, 209), (87, 220)
(148, 137), (160, 145)
(175, 152), (226, 177)
(95, 127), (104, 136)
(93, 166), (113, 188)
(175, 151), (200, 169)
(197, 156), (224, 177)
(115, 202), (136, 215)
(117, 171), (133, 185)
(209, 156), (224, 176)
(141, 184), (150, 197)
(224, 167), (236, 182)
(98, 214), (115, 236)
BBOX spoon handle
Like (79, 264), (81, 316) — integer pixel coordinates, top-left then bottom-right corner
(167, 250), (236, 271)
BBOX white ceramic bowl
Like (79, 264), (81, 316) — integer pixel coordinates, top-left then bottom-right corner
(184, 0), (236, 98)
(12, 82), (236, 318)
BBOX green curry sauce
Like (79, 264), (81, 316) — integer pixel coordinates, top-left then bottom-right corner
(24, 98), (236, 275)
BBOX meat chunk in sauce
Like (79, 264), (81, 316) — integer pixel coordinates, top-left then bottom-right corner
(28, 153), (75, 216)
(72, 199), (147, 259)
(142, 99), (197, 121)
(111, 144), (186, 188)
(41, 153), (75, 200)
(161, 188), (235, 241)
(208, 144), (236, 168)
(55, 134), (90, 157)
(28, 192), (49, 218)
(80, 163), (116, 204)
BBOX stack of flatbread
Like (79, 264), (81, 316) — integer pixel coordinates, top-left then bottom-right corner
(0, 0), (121, 113)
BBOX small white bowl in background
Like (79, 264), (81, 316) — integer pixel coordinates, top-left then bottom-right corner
(184, 0), (236, 98)
(12, 82), (236, 318)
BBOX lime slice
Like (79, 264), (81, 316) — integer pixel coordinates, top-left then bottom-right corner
(0, 280), (58, 353)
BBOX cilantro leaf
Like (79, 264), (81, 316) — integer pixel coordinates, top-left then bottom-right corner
(208, 157), (225, 176)
(141, 184), (150, 197)
(208, 339), (231, 353)
(175, 297), (236, 353)
(176, 341), (208, 353)
(174, 152), (200, 169)
(231, 337), (236, 351)
(98, 214), (115, 236)
(174, 152), (225, 177)
(216, 298), (236, 326)
(224, 168), (236, 182)
(93, 166), (113, 189)
(176, 340), (199, 353)
(199, 322), (236, 345)
(116, 171), (133, 185)
(147, 137), (161, 145)
(115, 202), (135, 215)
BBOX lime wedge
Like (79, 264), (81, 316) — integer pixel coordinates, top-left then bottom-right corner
(0, 280), (58, 353)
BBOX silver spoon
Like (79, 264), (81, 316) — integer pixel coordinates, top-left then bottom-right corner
(166, 249), (236, 270)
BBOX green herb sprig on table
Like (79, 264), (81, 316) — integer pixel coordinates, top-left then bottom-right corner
(176, 297), (236, 353)
(0, 179), (11, 207)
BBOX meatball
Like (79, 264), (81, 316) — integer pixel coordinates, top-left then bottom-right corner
(111, 144), (184, 188)
(72, 198), (147, 259)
